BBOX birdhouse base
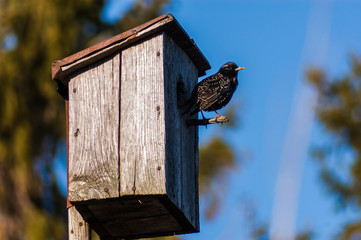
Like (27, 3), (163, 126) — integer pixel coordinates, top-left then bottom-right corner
(72, 195), (198, 239)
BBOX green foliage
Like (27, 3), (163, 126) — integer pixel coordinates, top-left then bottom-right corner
(140, 235), (180, 240)
(251, 225), (313, 240)
(295, 231), (313, 240)
(251, 224), (268, 239)
(338, 220), (361, 240)
(0, 0), (170, 239)
(199, 137), (236, 219)
(199, 137), (236, 192)
(307, 55), (361, 239)
(224, 103), (242, 128)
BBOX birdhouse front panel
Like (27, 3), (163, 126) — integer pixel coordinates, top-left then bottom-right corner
(120, 33), (167, 196)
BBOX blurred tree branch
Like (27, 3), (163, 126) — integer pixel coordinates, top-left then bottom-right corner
(307, 54), (361, 239)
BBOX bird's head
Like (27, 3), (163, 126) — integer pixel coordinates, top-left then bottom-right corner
(219, 62), (245, 76)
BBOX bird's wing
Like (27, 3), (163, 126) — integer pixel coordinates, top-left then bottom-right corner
(197, 73), (231, 111)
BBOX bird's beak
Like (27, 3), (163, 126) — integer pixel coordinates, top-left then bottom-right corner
(235, 67), (246, 71)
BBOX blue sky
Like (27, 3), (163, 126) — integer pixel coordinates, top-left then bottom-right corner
(60, 0), (361, 239)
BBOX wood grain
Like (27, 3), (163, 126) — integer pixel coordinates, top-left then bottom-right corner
(120, 34), (166, 195)
(163, 33), (199, 230)
(68, 206), (90, 240)
(68, 54), (120, 202)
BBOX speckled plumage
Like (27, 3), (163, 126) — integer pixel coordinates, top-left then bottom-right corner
(183, 62), (244, 116)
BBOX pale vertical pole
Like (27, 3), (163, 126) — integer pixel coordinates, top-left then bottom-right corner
(68, 206), (91, 240)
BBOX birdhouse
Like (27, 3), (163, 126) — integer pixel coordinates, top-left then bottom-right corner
(52, 14), (210, 239)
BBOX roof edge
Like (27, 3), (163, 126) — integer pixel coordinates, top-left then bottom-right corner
(51, 13), (210, 99)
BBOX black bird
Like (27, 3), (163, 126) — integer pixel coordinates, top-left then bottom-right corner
(183, 62), (245, 119)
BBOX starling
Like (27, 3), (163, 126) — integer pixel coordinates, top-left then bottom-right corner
(183, 62), (245, 119)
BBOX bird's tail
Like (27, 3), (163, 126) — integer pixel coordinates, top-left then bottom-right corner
(181, 100), (200, 117)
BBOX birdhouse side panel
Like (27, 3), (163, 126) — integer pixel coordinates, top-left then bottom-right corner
(120, 34), (167, 195)
(163, 33), (200, 230)
(68, 54), (120, 202)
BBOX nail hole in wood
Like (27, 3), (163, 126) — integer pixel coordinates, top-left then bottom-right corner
(74, 128), (80, 137)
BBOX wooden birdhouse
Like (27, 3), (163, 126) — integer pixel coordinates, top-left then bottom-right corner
(52, 14), (210, 239)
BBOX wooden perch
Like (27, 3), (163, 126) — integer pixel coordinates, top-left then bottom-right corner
(186, 115), (229, 126)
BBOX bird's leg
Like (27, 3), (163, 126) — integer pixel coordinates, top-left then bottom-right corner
(201, 111), (206, 120)
(214, 110), (221, 122)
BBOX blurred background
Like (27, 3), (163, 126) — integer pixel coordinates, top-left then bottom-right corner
(1, 0), (361, 239)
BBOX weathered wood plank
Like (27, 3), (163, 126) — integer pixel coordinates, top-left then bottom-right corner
(120, 34), (166, 195)
(68, 54), (120, 201)
(163, 33), (199, 230)
(68, 206), (90, 240)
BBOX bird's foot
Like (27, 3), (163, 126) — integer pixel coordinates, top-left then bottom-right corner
(214, 112), (221, 122)
(186, 115), (229, 126)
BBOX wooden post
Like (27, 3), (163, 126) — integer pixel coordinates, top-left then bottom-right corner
(52, 14), (210, 240)
(68, 206), (90, 240)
